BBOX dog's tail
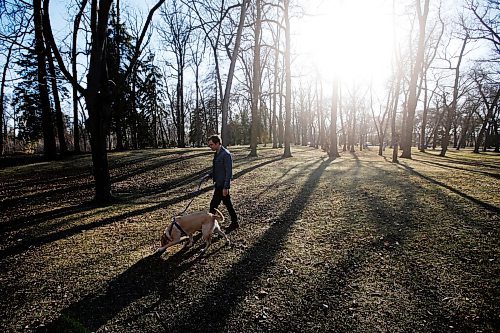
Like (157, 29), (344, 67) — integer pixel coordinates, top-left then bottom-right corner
(213, 208), (225, 224)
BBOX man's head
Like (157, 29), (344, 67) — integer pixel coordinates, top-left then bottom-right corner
(208, 134), (222, 151)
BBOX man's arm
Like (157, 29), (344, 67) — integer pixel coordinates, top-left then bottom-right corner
(223, 152), (233, 189)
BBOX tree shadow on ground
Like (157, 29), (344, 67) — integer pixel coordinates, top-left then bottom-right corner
(0, 154), (285, 259)
(0, 151), (210, 212)
(421, 151), (500, 169)
(411, 157), (500, 179)
(39, 246), (203, 332)
(162, 157), (331, 332)
(398, 163), (499, 214)
(36, 155), (329, 333)
(303, 159), (480, 332)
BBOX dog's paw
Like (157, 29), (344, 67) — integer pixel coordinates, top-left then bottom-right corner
(154, 248), (166, 256)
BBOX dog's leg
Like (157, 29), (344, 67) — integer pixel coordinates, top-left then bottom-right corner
(201, 239), (211, 253)
(201, 232), (213, 253)
(185, 233), (194, 248)
(214, 222), (230, 246)
(156, 238), (183, 255)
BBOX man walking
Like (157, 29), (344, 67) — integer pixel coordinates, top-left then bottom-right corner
(203, 135), (239, 232)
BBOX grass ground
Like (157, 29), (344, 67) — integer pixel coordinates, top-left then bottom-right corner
(0, 145), (499, 332)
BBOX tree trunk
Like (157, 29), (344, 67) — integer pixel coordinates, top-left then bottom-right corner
(401, 0), (429, 158)
(221, 0), (249, 145)
(85, 0), (114, 202)
(474, 87), (500, 153)
(456, 107), (475, 150)
(271, 38), (279, 148)
(278, 75), (284, 148)
(329, 78), (340, 158)
(391, 67), (402, 163)
(349, 103), (356, 153)
(70, 0), (87, 153)
(0, 42), (14, 155)
(45, 39), (68, 155)
(283, 0), (292, 158)
(440, 35), (468, 157)
(419, 74), (429, 152)
(249, 0), (261, 157)
(34, 0), (57, 159)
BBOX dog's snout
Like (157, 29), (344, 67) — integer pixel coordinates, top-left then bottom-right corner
(160, 233), (168, 247)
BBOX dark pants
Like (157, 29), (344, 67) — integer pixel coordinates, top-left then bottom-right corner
(210, 188), (238, 223)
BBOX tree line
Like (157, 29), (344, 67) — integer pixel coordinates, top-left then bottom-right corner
(0, 0), (498, 203)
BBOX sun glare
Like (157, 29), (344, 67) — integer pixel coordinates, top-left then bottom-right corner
(295, 0), (395, 87)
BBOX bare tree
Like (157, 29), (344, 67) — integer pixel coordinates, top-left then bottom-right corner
(466, 0), (499, 60)
(391, 55), (403, 163)
(70, 0), (88, 153)
(45, 36), (68, 155)
(370, 83), (390, 156)
(439, 32), (469, 156)
(472, 69), (500, 153)
(329, 78), (340, 158)
(43, 0), (167, 203)
(34, 0), (57, 158)
(282, 0), (292, 157)
(249, 0), (261, 156)
(401, 0), (430, 159)
(419, 8), (445, 152)
(221, 0), (250, 145)
(159, 0), (193, 147)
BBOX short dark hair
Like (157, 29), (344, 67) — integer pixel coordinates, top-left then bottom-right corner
(208, 134), (221, 144)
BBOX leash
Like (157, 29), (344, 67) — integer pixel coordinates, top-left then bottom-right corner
(178, 179), (204, 215)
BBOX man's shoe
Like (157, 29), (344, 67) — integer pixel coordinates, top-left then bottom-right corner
(225, 222), (239, 233)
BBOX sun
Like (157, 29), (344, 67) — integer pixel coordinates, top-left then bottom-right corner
(294, 0), (396, 86)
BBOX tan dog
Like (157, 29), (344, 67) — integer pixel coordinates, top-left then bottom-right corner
(156, 208), (230, 255)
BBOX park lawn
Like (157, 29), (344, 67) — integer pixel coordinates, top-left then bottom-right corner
(0, 145), (499, 332)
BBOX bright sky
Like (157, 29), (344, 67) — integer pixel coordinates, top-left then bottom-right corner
(293, 0), (396, 88)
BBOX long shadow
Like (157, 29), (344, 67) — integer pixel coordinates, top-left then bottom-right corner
(412, 157), (500, 179)
(311, 161), (477, 332)
(0, 154), (287, 259)
(398, 163), (500, 214)
(111, 151), (212, 183)
(120, 154), (283, 201)
(0, 154), (48, 168)
(2, 171), (90, 192)
(2, 164), (211, 235)
(1, 152), (210, 211)
(0, 201), (95, 234)
(40, 249), (200, 332)
(232, 154), (284, 179)
(2, 151), (238, 233)
(34, 154), (302, 332)
(421, 151), (500, 169)
(254, 158), (317, 199)
(164, 157), (331, 332)
(362, 164), (489, 331)
(0, 179), (94, 210)
(0, 187), (213, 259)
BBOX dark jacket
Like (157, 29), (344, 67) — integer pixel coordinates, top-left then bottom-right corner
(209, 146), (233, 189)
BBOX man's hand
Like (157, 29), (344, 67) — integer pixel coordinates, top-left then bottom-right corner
(223, 188), (229, 197)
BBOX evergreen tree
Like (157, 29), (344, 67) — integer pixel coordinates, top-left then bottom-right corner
(136, 52), (166, 148)
(12, 40), (69, 152)
(11, 46), (43, 145)
(107, 5), (135, 150)
(189, 106), (204, 147)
